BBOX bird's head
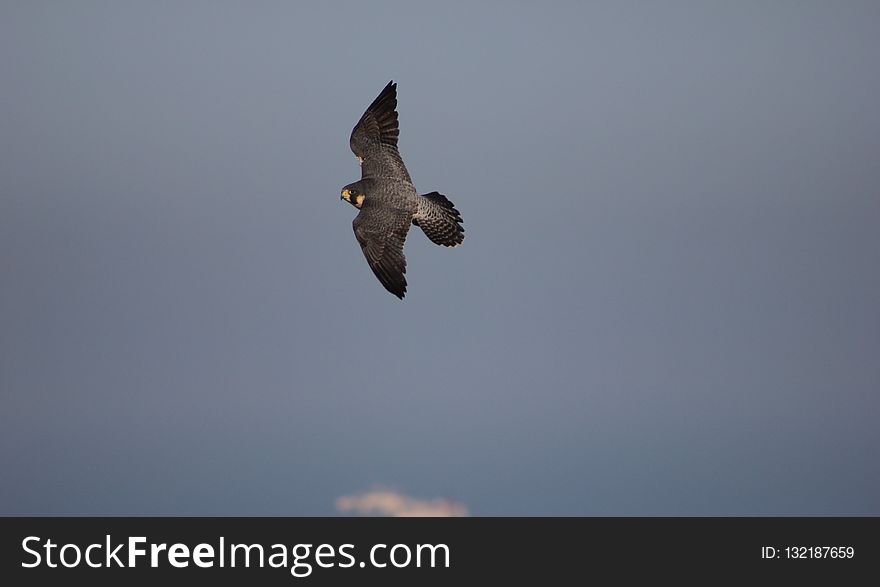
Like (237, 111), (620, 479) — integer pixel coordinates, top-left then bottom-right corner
(341, 183), (366, 209)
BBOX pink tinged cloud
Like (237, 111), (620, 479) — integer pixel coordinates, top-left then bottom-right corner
(336, 489), (469, 517)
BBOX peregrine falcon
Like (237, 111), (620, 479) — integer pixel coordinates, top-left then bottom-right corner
(341, 81), (464, 299)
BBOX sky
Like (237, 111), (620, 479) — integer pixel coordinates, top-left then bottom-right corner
(1, 1), (878, 516)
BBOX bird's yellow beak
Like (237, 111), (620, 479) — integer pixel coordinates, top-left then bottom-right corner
(341, 189), (351, 202)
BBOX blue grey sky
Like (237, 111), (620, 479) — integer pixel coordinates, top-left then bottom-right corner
(2, 1), (878, 515)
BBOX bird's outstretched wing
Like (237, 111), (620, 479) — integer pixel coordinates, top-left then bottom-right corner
(350, 81), (412, 182)
(352, 203), (412, 299)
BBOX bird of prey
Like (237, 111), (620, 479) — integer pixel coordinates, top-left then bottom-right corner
(341, 81), (464, 299)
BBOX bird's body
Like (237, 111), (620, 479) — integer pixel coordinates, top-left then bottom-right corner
(341, 81), (464, 299)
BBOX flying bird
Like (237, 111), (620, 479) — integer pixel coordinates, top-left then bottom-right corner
(341, 81), (464, 299)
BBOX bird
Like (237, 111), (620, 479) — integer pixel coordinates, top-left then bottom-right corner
(340, 81), (464, 299)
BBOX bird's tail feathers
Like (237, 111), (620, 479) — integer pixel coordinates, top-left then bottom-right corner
(413, 192), (465, 247)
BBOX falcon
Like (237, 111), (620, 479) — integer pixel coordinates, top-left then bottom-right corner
(341, 81), (464, 299)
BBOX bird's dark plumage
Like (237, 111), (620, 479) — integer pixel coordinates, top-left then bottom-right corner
(349, 81), (410, 183)
(353, 203), (411, 299)
(341, 81), (464, 299)
(412, 192), (465, 247)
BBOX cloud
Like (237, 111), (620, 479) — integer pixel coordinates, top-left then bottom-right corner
(336, 489), (469, 517)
